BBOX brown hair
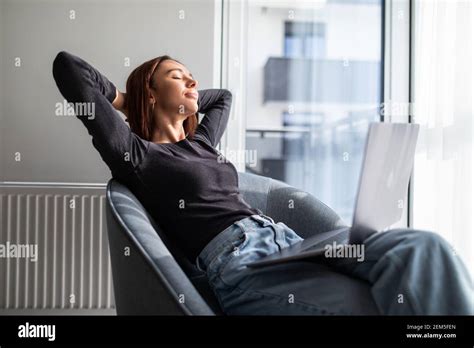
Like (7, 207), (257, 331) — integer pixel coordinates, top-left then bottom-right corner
(124, 55), (198, 141)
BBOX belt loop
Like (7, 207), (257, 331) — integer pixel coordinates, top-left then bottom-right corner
(260, 213), (275, 224)
(255, 213), (275, 225)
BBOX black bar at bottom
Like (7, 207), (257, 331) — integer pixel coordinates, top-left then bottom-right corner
(0, 315), (472, 345)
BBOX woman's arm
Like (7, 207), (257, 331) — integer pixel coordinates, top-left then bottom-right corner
(194, 89), (233, 147)
(112, 89), (129, 119)
(52, 51), (146, 178)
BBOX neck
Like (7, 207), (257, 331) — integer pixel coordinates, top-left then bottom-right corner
(151, 117), (186, 144)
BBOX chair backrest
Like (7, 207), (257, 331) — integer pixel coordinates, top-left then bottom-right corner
(105, 179), (214, 315)
(238, 172), (348, 239)
(106, 171), (348, 315)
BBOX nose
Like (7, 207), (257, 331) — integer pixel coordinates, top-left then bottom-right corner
(187, 78), (198, 89)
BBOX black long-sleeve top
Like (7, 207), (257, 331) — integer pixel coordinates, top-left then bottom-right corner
(52, 51), (260, 262)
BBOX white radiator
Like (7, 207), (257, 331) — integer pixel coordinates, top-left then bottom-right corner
(0, 183), (115, 315)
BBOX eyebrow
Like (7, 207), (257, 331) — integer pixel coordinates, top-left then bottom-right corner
(166, 68), (194, 79)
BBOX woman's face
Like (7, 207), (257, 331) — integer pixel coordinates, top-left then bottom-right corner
(150, 59), (199, 118)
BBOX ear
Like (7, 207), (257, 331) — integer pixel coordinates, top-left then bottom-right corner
(149, 94), (155, 105)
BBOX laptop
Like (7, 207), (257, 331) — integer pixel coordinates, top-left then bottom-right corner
(245, 122), (420, 268)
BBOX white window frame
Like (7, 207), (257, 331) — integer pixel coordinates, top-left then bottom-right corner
(383, 0), (412, 229)
(219, 0), (248, 166)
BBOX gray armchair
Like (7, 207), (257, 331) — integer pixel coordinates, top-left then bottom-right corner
(105, 171), (379, 315)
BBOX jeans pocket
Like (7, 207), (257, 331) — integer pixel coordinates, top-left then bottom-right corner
(207, 228), (249, 279)
(220, 231), (250, 270)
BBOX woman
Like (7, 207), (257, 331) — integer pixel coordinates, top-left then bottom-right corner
(52, 51), (474, 315)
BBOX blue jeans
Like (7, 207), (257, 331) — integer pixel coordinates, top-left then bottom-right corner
(196, 214), (474, 315)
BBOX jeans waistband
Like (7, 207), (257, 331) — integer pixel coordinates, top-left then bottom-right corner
(196, 213), (275, 272)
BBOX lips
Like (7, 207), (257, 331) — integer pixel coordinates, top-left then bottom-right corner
(184, 92), (198, 100)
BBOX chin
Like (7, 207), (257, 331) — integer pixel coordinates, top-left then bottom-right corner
(183, 101), (198, 114)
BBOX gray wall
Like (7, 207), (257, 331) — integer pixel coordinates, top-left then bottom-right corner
(0, 0), (4, 181)
(1, 0), (218, 183)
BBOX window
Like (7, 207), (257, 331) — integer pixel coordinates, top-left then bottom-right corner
(284, 21), (326, 58)
(243, 0), (383, 225)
